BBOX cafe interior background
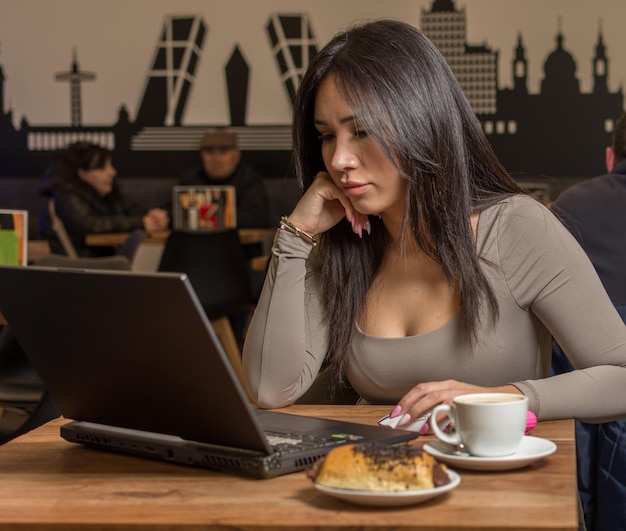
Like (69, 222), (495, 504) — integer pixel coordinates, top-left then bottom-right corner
(0, 0), (625, 238)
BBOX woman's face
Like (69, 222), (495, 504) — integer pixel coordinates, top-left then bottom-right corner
(78, 158), (116, 196)
(314, 75), (406, 219)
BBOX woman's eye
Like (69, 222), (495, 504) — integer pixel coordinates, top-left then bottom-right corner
(355, 129), (368, 138)
(317, 133), (334, 142)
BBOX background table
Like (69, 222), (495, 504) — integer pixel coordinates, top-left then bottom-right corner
(86, 228), (276, 247)
(0, 405), (578, 530)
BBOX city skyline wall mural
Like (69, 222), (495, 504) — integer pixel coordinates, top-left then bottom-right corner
(0, 0), (624, 181)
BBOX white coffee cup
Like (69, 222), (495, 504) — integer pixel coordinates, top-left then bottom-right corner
(430, 393), (529, 457)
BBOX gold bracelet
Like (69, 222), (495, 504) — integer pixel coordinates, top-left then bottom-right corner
(279, 216), (317, 246)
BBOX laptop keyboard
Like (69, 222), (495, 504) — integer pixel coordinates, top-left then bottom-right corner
(265, 431), (354, 453)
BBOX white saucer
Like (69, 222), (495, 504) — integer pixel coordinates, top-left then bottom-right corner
(313, 470), (460, 507)
(423, 436), (557, 471)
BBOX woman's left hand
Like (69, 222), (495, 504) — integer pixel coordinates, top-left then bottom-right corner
(389, 379), (522, 432)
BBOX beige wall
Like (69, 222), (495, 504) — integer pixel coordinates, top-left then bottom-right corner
(0, 0), (624, 129)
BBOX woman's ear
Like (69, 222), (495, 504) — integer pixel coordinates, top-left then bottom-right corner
(605, 147), (615, 173)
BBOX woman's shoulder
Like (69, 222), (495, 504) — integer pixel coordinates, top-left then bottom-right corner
(487, 193), (546, 214)
(477, 193), (568, 257)
(481, 194), (553, 231)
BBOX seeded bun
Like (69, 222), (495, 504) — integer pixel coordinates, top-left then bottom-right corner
(308, 443), (451, 492)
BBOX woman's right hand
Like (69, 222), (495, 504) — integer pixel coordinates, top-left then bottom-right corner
(287, 171), (370, 237)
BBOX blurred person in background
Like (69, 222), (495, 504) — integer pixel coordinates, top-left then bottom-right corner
(180, 129), (270, 229)
(552, 111), (626, 531)
(39, 141), (169, 257)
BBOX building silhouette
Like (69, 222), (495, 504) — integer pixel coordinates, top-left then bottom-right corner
(0, 4), (623, 180)
(266, 14), (319, 102)
(422, 0), (623, 178)
(226, 45), (249, 127)
(422, 0), (499, 115)
(135, 16), (206, 127)
(490, 26), (622, 177)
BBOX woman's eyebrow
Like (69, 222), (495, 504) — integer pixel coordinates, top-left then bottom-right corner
(314, 114), (357, 126)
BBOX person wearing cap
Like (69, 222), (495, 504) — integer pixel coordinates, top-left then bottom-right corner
(180, 129), (270, 228)
(181, 129), (270, 346)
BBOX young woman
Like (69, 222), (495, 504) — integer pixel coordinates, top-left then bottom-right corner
(242, 19), (626, 429)
(40, 141), (169, 257)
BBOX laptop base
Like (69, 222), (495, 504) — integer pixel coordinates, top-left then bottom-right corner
(62, 410), (418, 479)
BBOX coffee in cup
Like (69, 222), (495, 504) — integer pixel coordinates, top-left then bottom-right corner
(430, 393), (529, 457)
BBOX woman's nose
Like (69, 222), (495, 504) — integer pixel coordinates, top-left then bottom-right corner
(329, 138), (358, 172)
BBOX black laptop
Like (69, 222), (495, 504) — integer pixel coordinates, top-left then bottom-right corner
(0, 265), (417, 478)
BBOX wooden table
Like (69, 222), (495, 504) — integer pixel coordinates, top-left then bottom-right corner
(0, 405), (578, 530)
(27, 240), (51, 263)
(86, 228), (276, 247)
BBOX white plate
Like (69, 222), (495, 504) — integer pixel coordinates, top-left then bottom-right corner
(423, 436), (557, 471)
(313, 470), (461, 507)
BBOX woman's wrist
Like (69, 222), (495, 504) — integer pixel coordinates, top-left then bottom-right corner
(279, 216), (317, 246)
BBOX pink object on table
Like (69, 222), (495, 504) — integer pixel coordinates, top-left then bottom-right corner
(525, 411), (538, 434)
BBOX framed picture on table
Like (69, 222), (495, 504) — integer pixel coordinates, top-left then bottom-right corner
(172, 186), (237, 231)
(0, 209), (28, 266)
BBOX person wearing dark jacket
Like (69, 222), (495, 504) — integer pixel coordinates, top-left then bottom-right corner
(39, 141), (169, 257)
(180, 129), (270, 228)
(552, 112), (626, 531)
(180, 129), (271, 345)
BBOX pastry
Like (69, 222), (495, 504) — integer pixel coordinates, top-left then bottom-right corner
(308, 443), (451, 491)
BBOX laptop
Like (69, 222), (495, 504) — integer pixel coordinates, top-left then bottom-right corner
(172, 185), (237, 230)
(0, 266), (418, 478)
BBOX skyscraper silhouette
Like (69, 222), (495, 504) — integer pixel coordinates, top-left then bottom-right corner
(422, 0), (499, 115)
(266, 14), (318, 102)
(134, 16), (207, 127)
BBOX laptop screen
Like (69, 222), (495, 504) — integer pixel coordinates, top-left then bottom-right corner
(172, 186), (237, 231)
(0, 266), (269, 452)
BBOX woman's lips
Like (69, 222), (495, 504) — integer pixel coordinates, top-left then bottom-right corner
(342, 183), (369, 196)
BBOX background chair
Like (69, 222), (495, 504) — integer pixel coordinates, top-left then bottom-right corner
(157, 229), (254, 397)
(0, 254), (132, 445)
(130, 241), (165, 272)
(116, 229), (147, 262)
(35, 254), (132, 270)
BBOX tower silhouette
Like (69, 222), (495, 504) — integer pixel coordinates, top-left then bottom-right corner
(226, 46), (249, 126)
(266, 14), (318, 102)
(512, 34), (528, 94)
(134, 15), (207, 127)
(54, 49), (96, 127)
(422, 0), (499, 115)
(593, 22), (608, 93)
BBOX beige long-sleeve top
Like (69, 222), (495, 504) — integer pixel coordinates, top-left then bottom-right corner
(243, 195), (626, 421)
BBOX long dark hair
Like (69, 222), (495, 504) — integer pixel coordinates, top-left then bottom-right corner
(292, 19), (526, 386)
(41, 141), (120, 198)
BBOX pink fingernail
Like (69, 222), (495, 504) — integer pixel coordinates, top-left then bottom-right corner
(398, 413), (412, 427)
(525, 411), (537, 434)
(419, 422), (430, 435)
(358, 224), (363, 238)
(390, 405), (402, 418)
(366, 220), (371, 235)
